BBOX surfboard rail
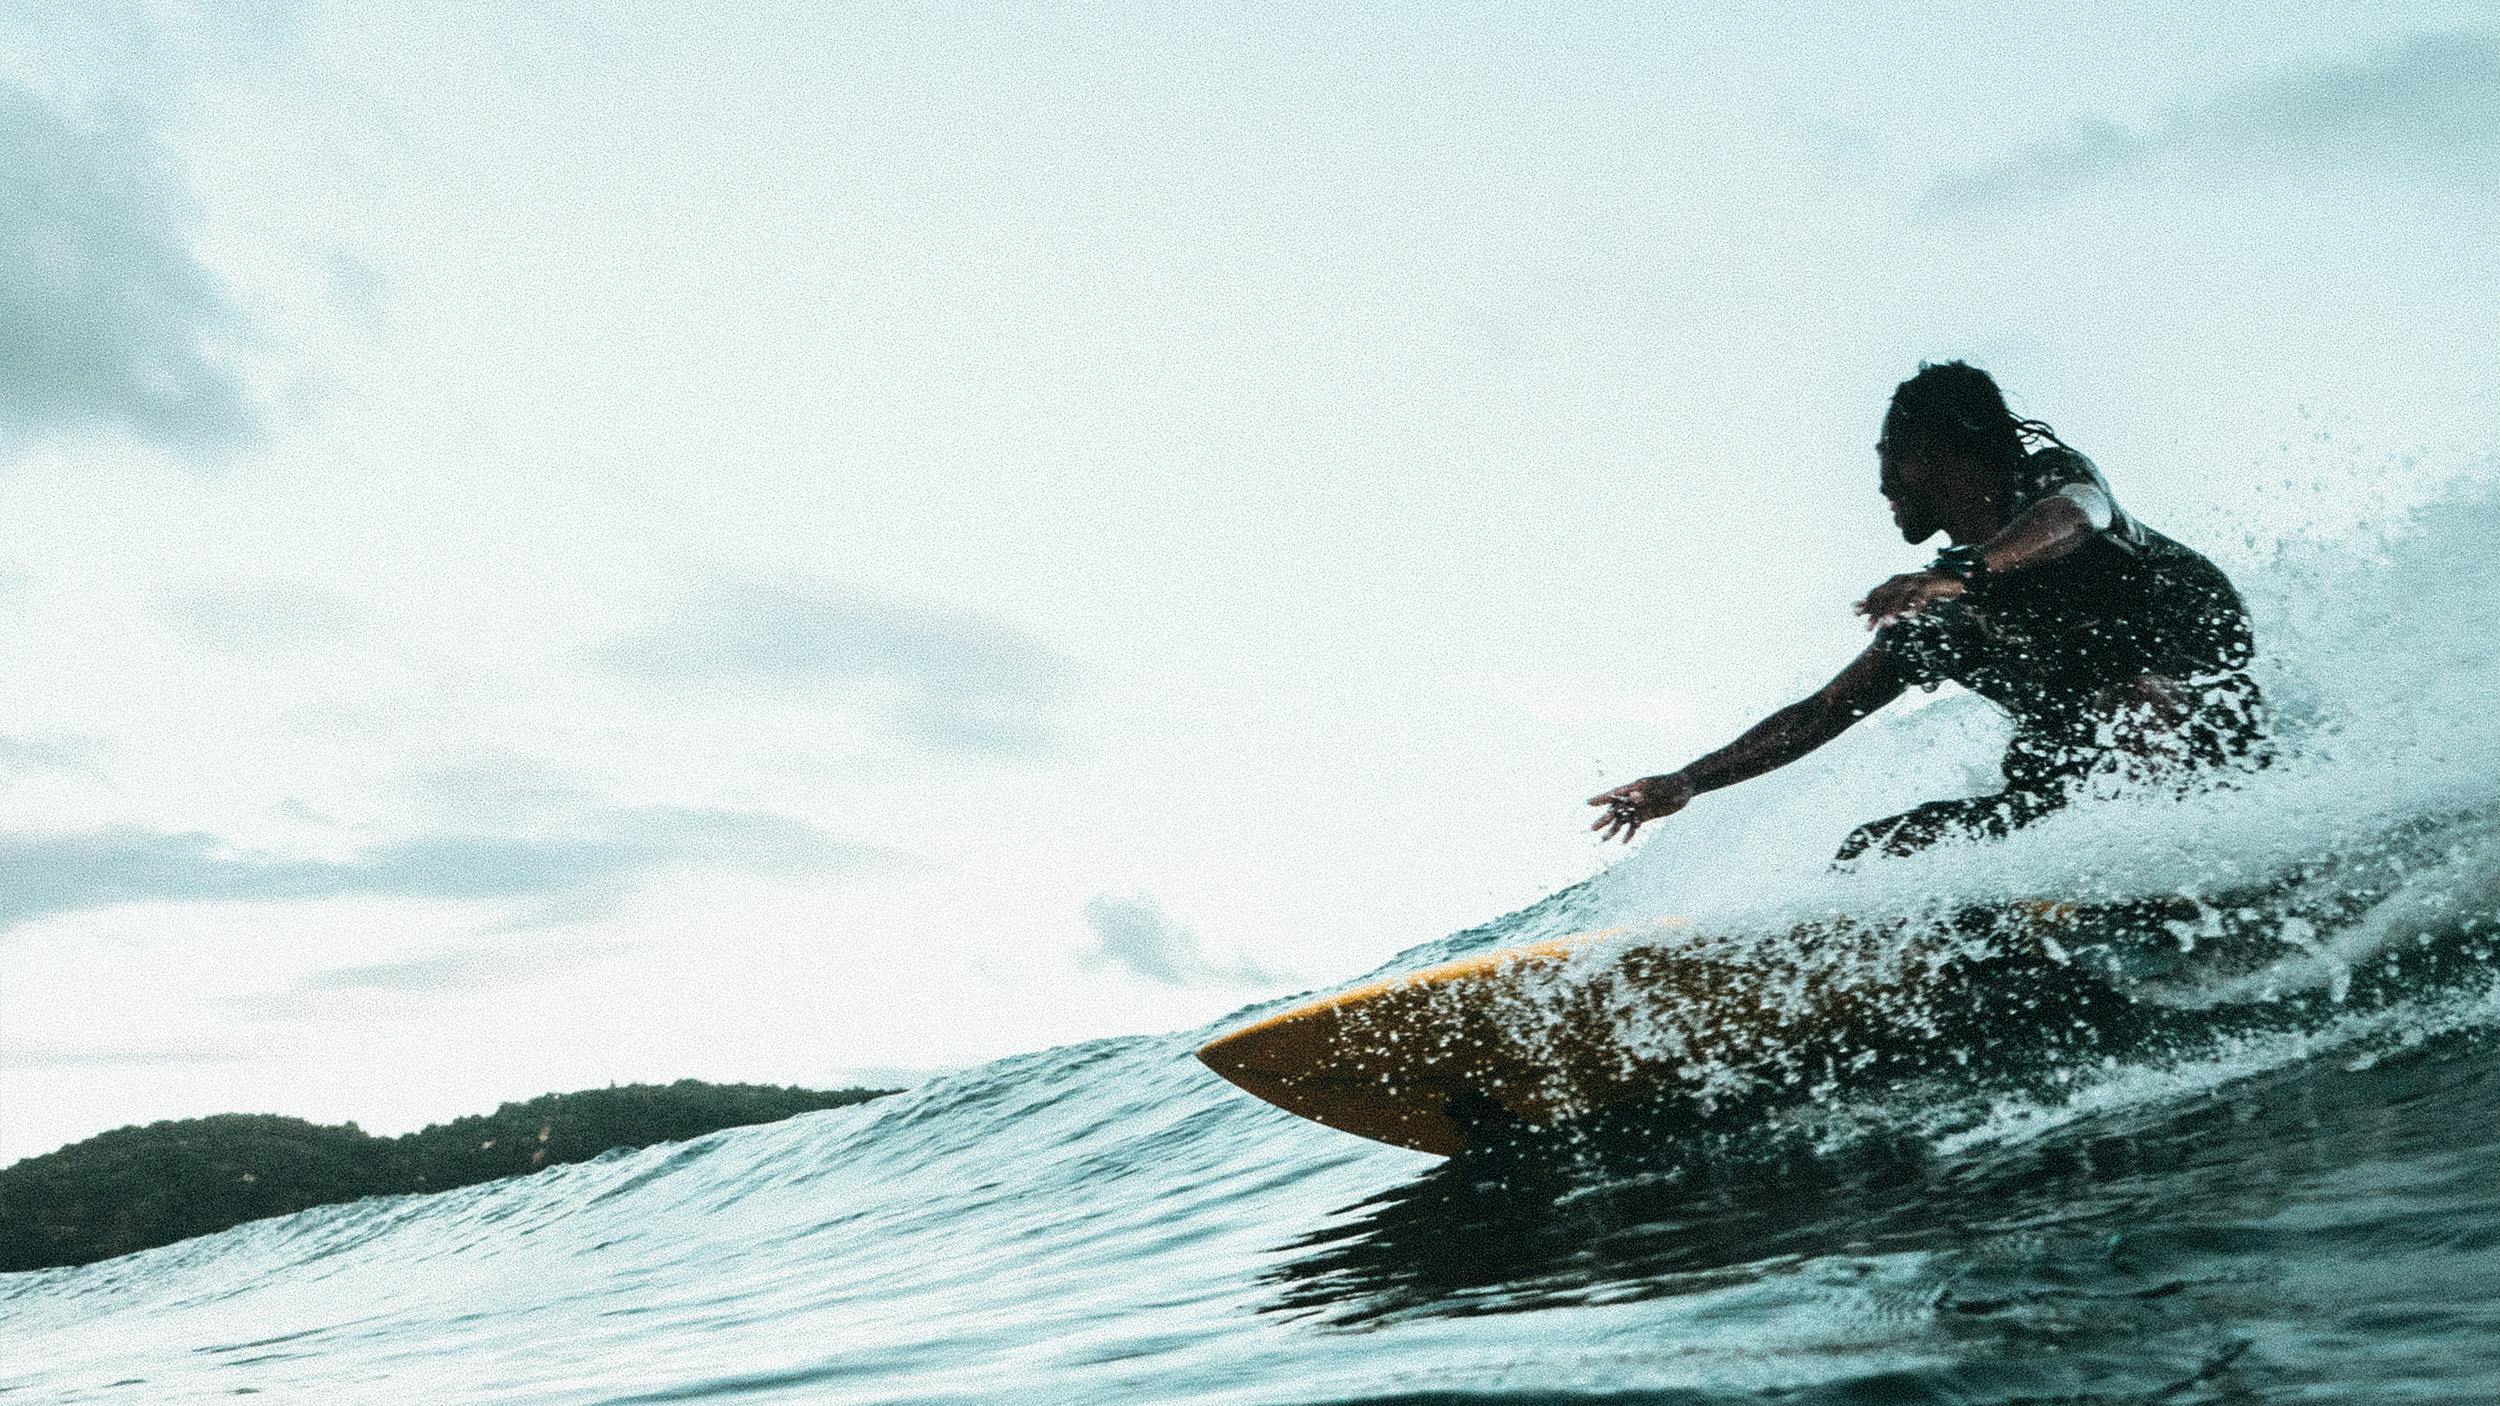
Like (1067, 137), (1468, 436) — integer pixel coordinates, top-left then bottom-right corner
(1194, 908), (2097, 1156)
(1196, 920), (1713, 1155)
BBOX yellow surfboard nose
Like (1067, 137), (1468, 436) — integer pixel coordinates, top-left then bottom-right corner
(1196, 925), (1684, 1156)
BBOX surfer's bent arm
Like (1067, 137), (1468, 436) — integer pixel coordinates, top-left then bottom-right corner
(1856, 494), (2098, 625)
(1969, 491), (2095, 576)
(1680, 644), (1906, 795)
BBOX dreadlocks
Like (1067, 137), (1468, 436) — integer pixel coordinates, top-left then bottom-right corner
(1877, 360), (2069, 491)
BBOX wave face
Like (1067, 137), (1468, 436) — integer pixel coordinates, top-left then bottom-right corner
(7, 457), (2499, 1405)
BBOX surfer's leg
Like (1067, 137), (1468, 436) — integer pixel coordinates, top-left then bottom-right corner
(1835, 799), (1991, 862)
(2084, 670), (2271, 789)
(2081, 551), (2269, 783)
(1833, 789), (2063, 863)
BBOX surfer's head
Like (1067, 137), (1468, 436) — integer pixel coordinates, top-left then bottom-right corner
(1876, 361), (2060, 544)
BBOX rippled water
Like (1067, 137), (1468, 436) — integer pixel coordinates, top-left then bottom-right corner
(6, 931), (2500, 1404)
(7, 465), (2498, 1403)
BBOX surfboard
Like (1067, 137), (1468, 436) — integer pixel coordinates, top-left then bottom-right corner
(1195, 909), (2083, 1156)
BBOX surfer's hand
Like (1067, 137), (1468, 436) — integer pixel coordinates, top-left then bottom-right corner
(1587, 773), (1695, 844)
(1855, 569), (1965, 630)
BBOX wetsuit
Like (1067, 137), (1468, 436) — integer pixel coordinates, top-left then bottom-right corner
(1837, 446), (2265, 861)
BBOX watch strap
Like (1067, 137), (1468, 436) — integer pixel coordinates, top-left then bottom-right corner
(1931, 545), (1990, 587)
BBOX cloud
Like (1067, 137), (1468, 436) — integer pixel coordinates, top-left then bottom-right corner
(3, 3), (306, 93)
(1076, 893), (1290, 989)
(397, 757), (605, 829)
(155, 579), (362, 658)
(324, 247), (388, 329)
(595, 581), (1071, 755)
(0, 79), (257, 454)
(295, 946), (537, 994)
(216, 932), (630, 1021)
(0, 732), (109, 780)
(0, 1039), (249, 1070)
(1928, 31), (2500, 209)
(0, 806), (878, 935)
(290, 929), (619, 998)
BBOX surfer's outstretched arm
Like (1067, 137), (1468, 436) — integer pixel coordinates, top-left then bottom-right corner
(1589, 643), (1906, 843)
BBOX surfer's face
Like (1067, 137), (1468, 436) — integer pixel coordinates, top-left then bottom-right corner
(1878, 446), (1945, 544)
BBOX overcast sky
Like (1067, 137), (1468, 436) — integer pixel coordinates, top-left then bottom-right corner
(3, 2), (2494, 1161)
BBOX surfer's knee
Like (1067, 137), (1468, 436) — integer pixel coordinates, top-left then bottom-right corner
(1834, 799), (1973, 863)
(1834, 793), (2057, 865)
(1834, 815), (1905, 864)
(1833, 830), (1871, 865)
(2087, 671), (2270, 784)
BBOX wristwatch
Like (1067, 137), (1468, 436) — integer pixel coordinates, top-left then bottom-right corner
(1931, 544), (1990, 588)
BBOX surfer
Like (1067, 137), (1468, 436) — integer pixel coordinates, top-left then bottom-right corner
(1589, 361), (2266, 860)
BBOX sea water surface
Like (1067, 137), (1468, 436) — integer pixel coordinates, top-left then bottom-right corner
(6, 458), (2498, 1404)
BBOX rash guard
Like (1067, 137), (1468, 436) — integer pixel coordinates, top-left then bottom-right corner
(1877, 445), (2265, 793)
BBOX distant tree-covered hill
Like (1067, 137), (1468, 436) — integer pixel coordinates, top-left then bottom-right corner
(0, 1080), (892, 1272)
